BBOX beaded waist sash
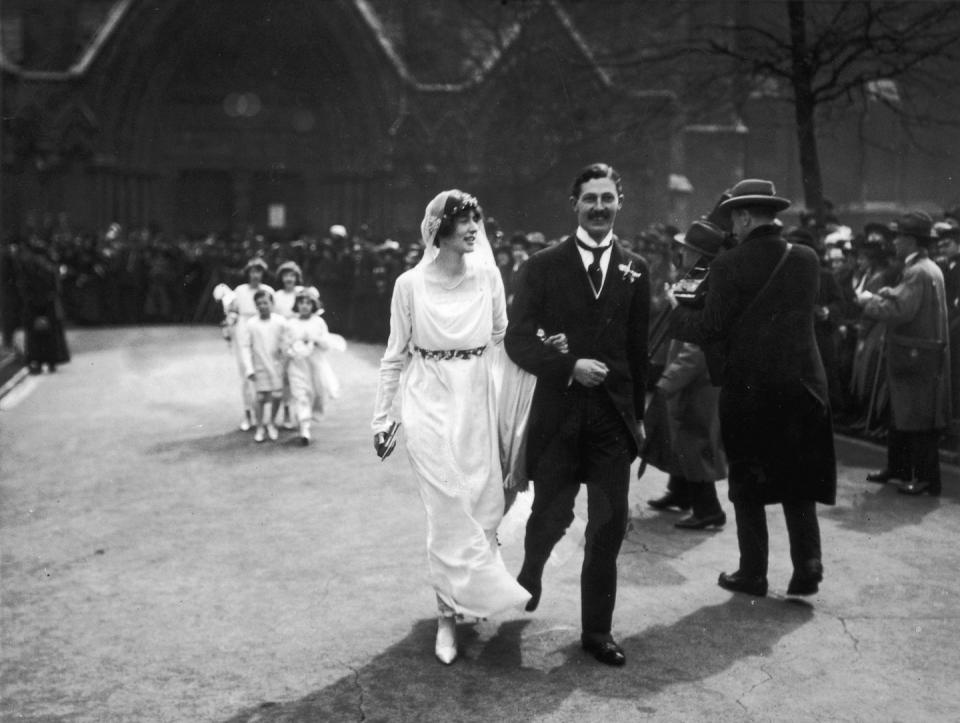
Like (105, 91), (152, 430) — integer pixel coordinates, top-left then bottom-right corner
(414, 345), (486, 361)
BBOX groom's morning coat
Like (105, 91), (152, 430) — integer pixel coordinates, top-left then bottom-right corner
(505, 236), (650, 470)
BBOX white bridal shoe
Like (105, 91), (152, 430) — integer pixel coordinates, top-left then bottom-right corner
(435, 617), (457, 665)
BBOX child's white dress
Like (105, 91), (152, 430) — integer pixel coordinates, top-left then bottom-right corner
(284, 314), (344, 421)
(242, 313), (287, 394)
(228, 283), (275, 407)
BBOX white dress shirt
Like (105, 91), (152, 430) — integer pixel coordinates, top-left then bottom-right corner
(575, 227), (614, 297)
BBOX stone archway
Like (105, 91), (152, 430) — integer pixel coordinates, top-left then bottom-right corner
(82, 0), (399, 237)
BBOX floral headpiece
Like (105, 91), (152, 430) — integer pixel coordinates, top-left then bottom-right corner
(421, 190), (480, 249)
(442, 193), (479, 223)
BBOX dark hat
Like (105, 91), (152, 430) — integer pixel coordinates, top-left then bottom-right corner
(894, 211), (934, 243)
(243, 256), (268, 274)
(508, 232), (530, 248)
(863, 221), (893, 242)
(718, 179), (791, 212)
(785, 227), (818, 249)
(673, 220), (726, 258)
(276, 260), (303, 281)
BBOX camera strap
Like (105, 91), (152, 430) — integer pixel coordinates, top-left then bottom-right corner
(739, 242), (793, 320)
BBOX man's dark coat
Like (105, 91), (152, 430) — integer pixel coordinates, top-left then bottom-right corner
(505, 237), (650, 470)
(671, 224), (837, 506)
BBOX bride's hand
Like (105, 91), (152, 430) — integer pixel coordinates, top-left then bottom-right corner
(374, 429), (398, 460)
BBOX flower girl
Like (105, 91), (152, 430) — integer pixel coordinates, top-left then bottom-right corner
(283, 288), (346, 445)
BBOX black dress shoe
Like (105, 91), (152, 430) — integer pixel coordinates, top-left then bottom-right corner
(718, 570), (768, 597)
(866, 469), (895, 483)
(675, 510), (726, 530)
(581, 636), (626, 667)
(517, 574), (541, 612)
(648, 492), (691, 512)
(897, 479), (941, 496)
(786, 559), (824, 596)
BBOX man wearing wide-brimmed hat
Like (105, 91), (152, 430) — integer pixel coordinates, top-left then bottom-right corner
(934, 223), (960, 425)
(646, 220), (728, 530)
(668, 178), (837, 599)
(858, 211), (951, 496)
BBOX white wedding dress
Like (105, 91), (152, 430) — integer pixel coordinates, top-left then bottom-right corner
(373, 261), (530, 618)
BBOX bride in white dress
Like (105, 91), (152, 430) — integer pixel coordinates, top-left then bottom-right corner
(372, 190), (531, 664)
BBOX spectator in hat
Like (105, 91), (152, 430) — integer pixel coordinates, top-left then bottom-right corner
(934, 224), (960, 424)
(859, 211), (951, 495)
(944, 206), (960, 229)
(668, 178), (836, 598)
(646, 220), (728, 529)
(18, 237), (71, 374)
(787, 227), (846, 412)
(847, 224), (900, 432)
(645, 227), (679, 387)
(494, 244), (514, 304)
(506, 232), (530, 305)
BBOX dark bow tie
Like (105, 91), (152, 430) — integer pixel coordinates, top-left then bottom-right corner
(575, 239), (610, 294)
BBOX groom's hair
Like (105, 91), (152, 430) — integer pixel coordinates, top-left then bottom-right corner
(570, 163), (623, 200)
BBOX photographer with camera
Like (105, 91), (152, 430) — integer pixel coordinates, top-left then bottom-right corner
(666, 179), (837, 598)
(645, 221), (728, 530)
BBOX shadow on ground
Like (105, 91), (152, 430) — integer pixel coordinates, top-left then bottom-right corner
(822, 482), (945, 534)
(143, 430), (303, 460)
(224, 596), (812, 722)
(621, 511), (724, 587)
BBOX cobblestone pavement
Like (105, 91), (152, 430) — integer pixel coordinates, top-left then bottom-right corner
(1, 327), (958, 722)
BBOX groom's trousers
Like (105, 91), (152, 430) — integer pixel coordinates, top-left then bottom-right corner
(524, 385), (633, 636)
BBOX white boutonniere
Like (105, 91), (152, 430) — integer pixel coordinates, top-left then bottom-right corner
(619, 261), (643, 283)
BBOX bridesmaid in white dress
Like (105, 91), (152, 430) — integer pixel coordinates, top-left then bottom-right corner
(372, 190), (530, 664)
(284, 287), (346, 445)
(226, 259), (274, 431)
(273, 261), (304, 430)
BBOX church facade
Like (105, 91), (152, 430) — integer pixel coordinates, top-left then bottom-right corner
(3, 0), (956, 243)
(0, 0), (676, 241)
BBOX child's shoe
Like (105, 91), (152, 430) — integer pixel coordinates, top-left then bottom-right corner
(254, 426), (266, 443)
(266, 423), (279, 441)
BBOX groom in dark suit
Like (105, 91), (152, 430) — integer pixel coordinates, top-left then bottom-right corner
(505, 163), (650, 666)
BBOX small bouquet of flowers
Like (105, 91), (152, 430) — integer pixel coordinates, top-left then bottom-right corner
(289, 338), (315, 359)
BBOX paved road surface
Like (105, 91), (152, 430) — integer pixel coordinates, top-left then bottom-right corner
(1, 327), (958, 722)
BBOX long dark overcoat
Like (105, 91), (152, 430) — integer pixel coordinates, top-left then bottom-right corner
(671, 225), (837, 506)
(18, 250), (71, 367)
(645, 340), (726, 482)
(863, 251), (951, 431)
(505, 237), (650, 471)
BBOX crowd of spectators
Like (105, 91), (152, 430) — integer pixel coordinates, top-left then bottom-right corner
(0, 215), (684, 345)
(787, 209), (960, 445)
(3, 207), (958, 445)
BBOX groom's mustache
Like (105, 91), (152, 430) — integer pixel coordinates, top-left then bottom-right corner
(588, 211), (609, 220)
